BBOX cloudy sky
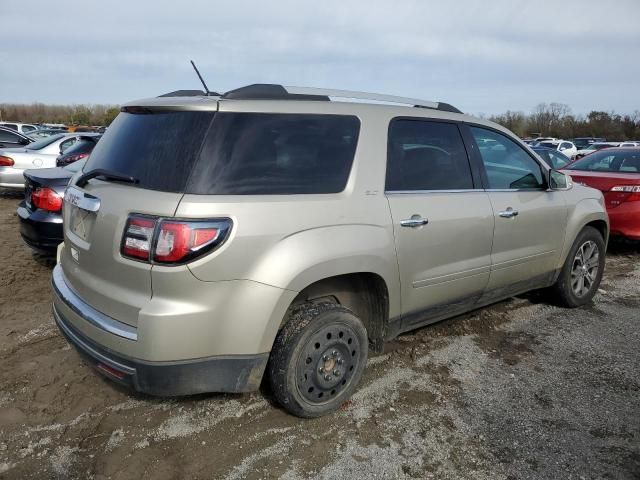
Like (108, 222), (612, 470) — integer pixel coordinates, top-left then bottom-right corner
(1, 0), (639, 115)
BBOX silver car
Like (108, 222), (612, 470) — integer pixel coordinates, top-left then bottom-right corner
(52, 85), (608, 417)
(0, 133), (101, 189)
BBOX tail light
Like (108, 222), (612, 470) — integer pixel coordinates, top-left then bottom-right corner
(32, 187), (63, 212)
(121, 214), (231, 264)
(0, 155), (14, 167)
(610, 185), (640, 202)
(57, 152), (89, 167)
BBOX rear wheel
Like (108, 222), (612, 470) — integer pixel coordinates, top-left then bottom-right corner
(552, 226), (605, 307)
(268, 303), (368, 418)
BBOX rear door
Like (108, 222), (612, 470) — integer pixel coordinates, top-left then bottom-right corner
(385, 119), (494, 326)
(464, 125), (567, 299)
(60, 109), (216, 327)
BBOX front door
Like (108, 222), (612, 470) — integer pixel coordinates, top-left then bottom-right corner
(385, 119), (494, 327)
(465, 125), (568, 299)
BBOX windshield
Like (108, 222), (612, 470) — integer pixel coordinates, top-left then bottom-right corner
(539, 142), (558, 149)
(26, 133), (66, 150)
(567, 150), (640, 172)
(64, 158), (87, 173)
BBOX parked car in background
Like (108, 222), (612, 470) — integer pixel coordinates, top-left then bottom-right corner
(531, 146), (572, 169)
(563, 148), (640, 240)
(571, 137), (606, 150)
(17, 160), (86, 254)
(29, 128), (70, 139)
(0, 133), (101, 189)
(536, 140), (578, 159)
(620, 141), (640, 147)
(0, 122), (39, 135)
(51, 85), (608, 418)
(0, 126), (34, 149)
(574, 142), (620, 160)
(56, 135), (101, 167)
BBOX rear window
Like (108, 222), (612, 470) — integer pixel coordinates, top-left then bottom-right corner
(567, 150), (640, 172)
(84, 111), (215, 193)
(84, 111), (359, 195)
(188, 113), (360, 194)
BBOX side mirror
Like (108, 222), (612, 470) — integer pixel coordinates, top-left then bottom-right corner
(19, 138), (30, 145)
(549, 170), (572, 190)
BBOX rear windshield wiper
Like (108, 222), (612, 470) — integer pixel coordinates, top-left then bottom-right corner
(76, 169), (139, 188)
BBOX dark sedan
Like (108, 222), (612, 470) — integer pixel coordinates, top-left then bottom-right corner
(17, 160), (85, 255)
(56, 135), (101, 167)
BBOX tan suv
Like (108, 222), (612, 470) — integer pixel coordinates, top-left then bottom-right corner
(52, 84), (608, 417)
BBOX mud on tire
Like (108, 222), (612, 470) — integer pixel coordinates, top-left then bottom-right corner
(267, 303), (368, 418)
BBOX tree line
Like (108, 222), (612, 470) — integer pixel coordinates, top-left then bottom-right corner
(1, 101), (639, 140)
(488, 103), (640, 141)
(0, 103), (120, 127)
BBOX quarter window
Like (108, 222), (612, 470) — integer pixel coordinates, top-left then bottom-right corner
(386, 120), (474, 191)
(470, 126), (544, 189)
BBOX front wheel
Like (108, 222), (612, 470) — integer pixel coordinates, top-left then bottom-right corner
(552, 226), (605, 307)
(267, 303), (368, 418)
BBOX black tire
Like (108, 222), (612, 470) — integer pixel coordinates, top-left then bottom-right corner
(267, 302), (368, 418)
(552, 226), (605, 307)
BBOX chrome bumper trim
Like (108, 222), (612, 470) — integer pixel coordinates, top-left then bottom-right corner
(52, 264), (138, 341)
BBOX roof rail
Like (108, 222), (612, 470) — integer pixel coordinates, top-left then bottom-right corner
(220, 84), (462, 113)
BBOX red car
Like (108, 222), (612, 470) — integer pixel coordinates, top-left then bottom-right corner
(563, 148), (640, 240)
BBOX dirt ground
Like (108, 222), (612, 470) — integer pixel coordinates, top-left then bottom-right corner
(0, 190), (638, 480)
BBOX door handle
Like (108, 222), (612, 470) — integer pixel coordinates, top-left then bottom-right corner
(498, 208), (519, 218)
(400, 215), (429, 227)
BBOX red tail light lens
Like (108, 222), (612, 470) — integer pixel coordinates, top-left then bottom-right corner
(57, 152), (89, 167)
(120, 215), (231, 264)
(610, 185), (640, 202)
(122, 216), (156, 260)
(0, 155), (14, 167)
(31, 187), (63, 212)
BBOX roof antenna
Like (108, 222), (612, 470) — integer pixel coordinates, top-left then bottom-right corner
(190, 60), (219, 96)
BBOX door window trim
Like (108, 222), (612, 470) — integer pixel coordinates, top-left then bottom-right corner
(385, 117), (483, 193)
(460, 122), (550, 191)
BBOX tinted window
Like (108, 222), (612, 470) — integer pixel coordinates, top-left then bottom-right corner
(85, 111), (216, 193)
(0, 129), (21, 142)
(0, 124), (17, 130)
(61, 138), (98, 156)
(22, 125), (37, 133)
(567, 150), (640, 173)
(539, 142), (558, 149)
(188, 113), (360, 195)
(471, 126), (544, 189)
(386, 120), (473, 191)
(560, 142), (572, 150)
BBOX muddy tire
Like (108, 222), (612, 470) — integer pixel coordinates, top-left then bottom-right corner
(267, 303), (368, 418)
(552, 226), (605, 307)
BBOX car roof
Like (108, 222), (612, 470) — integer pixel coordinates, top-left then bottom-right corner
(122, 84), (512, 138)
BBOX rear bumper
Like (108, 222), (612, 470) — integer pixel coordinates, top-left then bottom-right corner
(53, 298), (268, 396)
(17, 203), (63, 254)
(51, 263), (282, 395)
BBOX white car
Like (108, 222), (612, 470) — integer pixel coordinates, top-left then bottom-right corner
(0, 133), (101, 189)
(620, 141), (640, 147)
(0, 122), (39, 136)
(536, 140), (578, 159)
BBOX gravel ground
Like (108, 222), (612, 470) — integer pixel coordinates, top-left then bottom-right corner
(0, 190), (638, 480)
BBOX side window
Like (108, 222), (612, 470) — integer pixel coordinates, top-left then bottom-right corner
(386, 119), (474, 191)
(1, 124), (18, 130)
(470, 126), (545, 190)
(0, 130), (19, 142)
(560, 142), (572, 151)
(59, 138), (77, 153)
(23, 125), (36, 133)
(549, 151), (570, 169)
